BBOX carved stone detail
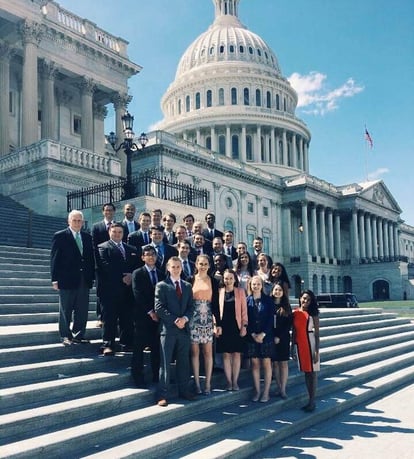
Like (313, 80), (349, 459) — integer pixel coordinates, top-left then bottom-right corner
(111, 92), (133, 110)
(93, 103), (108, 120)
(19, 21), (44, 46)
(78, 77), (96, 95)
(39, 59), (59, 80)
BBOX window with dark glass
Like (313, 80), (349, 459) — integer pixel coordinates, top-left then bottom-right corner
(244, 88), (250, 105)
(231, 87), (237, 105)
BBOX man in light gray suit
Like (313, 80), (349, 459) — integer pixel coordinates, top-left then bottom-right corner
(155, 257), (194, 406)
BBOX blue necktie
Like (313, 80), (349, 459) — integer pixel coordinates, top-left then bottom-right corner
(150, 269), (157, 286)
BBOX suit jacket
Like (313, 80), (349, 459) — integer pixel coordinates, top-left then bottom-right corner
(246, 293), (274, 342)
(121, 220), (140, 243)
(96, 240), (140, 300)
(179, 258), (195, 281)
(202, 228), (223, 241)
(127, 229), (152, 250)
(50, 228), (95, 289)
(91, 221), (112, 250)
(163, 231), (177, 245)
(151, 242), (178, 273)
(155, 278), (194, 335)
(132, 266), (165, 322)
(224, 245), (238, 260)
(216, 287), (248, 331)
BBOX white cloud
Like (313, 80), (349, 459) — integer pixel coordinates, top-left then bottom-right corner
(367, 168), (389, 181)
(288, 71), (364, 116)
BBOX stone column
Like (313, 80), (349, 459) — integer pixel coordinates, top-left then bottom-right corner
(388, 222), (394, 259)
(240, 125), (246, 162)
(311, 205), (318, 257)
(0, 40), (13, 155)
(292, 133), (297, 168)
(393, 223), (399, 258)
(226, 125), (231, 158)
(282, 129), (288, 165)
(318, 206), (326, 258)
(351, 209), (360, 259)
(304, 142), (309, 172)
(211, 126), (217, 152)
(377, 217), (384, 260)
(40, 59), (58, 140)
(359, 211), (366, 259)
(271, 127), (275, 164)
(275, 132), (280, 164)
(299, 137), (304, 170)
(366, 214), (372, 259)
(256, 126), (261, 162)
(196, 128), (201, 145)
(334, 212), (341, 259)
(283, 206), (292, 257)
(372, 216), (378, 259)
(20, 21), (43, 146)
(301, 201), (309, 256)
(274, 201), (282, 257)
(79, 77), (96, 150)
(383, 219), (390, 260)
(112, 92), (132, 147)
(93, 103), (108, 153)
(327, 208), (334, 259)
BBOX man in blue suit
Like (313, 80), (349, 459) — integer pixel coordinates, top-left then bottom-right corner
(51, 210), (95, 346)
(155, 257), (194, 406)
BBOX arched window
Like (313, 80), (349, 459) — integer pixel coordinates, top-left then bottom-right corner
(209, 46), (215, 55)
(218, 135), (226, 155)
(220, 45), (225, 54)
(246, 135), (253, 161)
(257, 49), (262, 57)
(255, 89), (261, 107)
(231, 87), (238, 105)
(224, 218), (234, 233)
(195, 92), (201, 110)
(232, 135), (239, 159)
(321, 275), (327, 293)
(178, 99), (182, 115)
(185, 95), (190, 112)
(206, 136), (212, 150)
(329, 275), (335, 292)
(229, 45), (235, 53)
(244, 88), (250, 105)
(276, 94), (280, 110)
(239, 45), (244, 53)
(249, 46), (253, 54)
(218, 88), (225, 106)
(266, 91), (271, 108)
(206, 90), (212, 107)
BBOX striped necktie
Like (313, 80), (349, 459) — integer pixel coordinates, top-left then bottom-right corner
(75, 232), (83, 254)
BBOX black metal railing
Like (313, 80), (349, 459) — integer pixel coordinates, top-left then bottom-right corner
(67, 172), (209, 211)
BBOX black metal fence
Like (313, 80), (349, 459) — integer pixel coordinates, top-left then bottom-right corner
(67, 173), (209, 211)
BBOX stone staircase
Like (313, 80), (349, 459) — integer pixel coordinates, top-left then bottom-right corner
(1, 245), (414, 458)
(0, 194), (67, 249)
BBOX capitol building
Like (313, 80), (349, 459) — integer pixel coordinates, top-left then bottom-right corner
(0, 0), (413, 301)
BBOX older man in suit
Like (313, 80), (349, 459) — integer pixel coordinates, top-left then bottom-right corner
(131, 245), (165, 387)
(97, 223), (140, 355)
(155, 257), (195, 406)
(51, 210), (95, 346)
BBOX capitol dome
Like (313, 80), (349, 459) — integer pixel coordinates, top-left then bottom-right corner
(158, 0), (311, 176)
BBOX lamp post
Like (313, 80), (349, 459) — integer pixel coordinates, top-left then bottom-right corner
(107, 111), (148, 199)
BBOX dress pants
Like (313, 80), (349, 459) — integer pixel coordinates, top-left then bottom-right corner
(158, 330), (190, 399)
(131, 319), (160, 383)
(58, 276), (89, 339)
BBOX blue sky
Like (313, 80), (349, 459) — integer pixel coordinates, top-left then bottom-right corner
(57, 0), (414, 225)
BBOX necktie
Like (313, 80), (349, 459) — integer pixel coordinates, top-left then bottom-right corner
(143, 232), (149, 244)
(150, 269), (157, 286)
(75, 232), (83, 254)
(117, 243), (126, 259)
(156, 245), (163, 267)
(175, 280), (182, 298)
(227, 247), (231, 256)
(183, 260), (190, 277)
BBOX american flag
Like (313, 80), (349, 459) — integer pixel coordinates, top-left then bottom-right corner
(365, 128), (373, 148)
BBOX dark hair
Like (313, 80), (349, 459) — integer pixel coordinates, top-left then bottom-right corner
(269, 262), (291, 288)
(149, 225), (164, 233)
(102, 203), (115, 211)
(271, 281), (292, 317)
(109, 222), (123, 230)
(219, 269), (239, 288)
(141, 245), (156, 255)
(300, 289), (319, 316)
(163, 212), (176, 223)
(183, 214), (195, 222)
(139, 211), (151, 219)
(235, 252), (254, 276)
(178, 240), (191, 249)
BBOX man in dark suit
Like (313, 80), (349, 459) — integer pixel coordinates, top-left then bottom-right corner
(91, 202), (116, 327)
(202, 212), (223, 241)
(150, 225), (178, 273)
(51, 210), (95, 346)
(162, 212), (177, 245)
(96, 223), (140, 355)
(131, 245), (165, 387)
(223, 230), (238, 261)
(212, 236), (233, 269)
(120, 202), (140, 243)
(127, 211), (152, 251)
(155, 257), (194, 406)
(177, 240), (195, 280)
(250, 236), (273, 269)
(189, 233), (212, 262)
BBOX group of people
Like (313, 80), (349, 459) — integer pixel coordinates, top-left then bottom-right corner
(50, 203), (320, 411)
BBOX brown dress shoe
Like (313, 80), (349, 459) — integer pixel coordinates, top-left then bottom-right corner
(157, 398), (168, 407)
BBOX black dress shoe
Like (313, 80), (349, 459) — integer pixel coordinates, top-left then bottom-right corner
(72, 337), (90, 344)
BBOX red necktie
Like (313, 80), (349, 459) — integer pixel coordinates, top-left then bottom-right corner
(175, 280), (182, 298)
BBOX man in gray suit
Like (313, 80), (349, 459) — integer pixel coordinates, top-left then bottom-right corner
(155, 257), (194, 406)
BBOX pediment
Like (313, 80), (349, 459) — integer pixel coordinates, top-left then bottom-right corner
(359, 181), (402, 213)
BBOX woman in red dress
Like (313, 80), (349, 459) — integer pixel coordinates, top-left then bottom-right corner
(292, 289), (320, 412)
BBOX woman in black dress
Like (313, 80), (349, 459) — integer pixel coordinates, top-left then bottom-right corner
(215, 269), (248, 391)
(271, 281), (293, 399)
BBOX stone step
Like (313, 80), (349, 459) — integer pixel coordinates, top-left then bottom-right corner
(320, 311), (398, 326)
(0, 310), (97, 326)
(0, 263), (49, 272)
(0, 278), (52, 286)
(0, 271), (50, 279)
(0, 293), (64, 304)
(3, 348), (413, 458)
(0, 247), (50, 257)
(320, 317), (411, 336)
(0, 256), (49, 266)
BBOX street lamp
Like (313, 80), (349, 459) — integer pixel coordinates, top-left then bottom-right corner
(107, 111), (148, 199)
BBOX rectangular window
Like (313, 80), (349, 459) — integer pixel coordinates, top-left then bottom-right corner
(247, 202), (254, 213)
(73, 115), (82, 135)
(263, 206), (269, 217)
